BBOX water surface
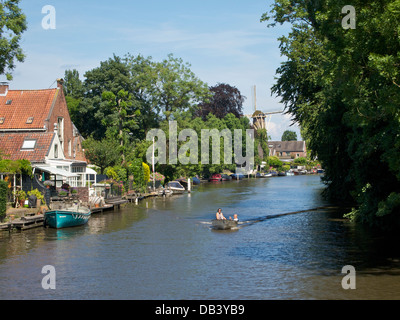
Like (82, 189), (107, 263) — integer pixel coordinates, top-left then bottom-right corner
(1, 175), (400, 300)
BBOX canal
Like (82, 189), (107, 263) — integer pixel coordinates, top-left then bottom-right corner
(1, 174), (400, 300)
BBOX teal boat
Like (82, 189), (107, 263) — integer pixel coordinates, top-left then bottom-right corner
(45, 206), (91, 229)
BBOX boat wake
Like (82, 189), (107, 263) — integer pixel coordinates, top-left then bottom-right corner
(199, 206), (339, 230)
(229, 206), (340, 228)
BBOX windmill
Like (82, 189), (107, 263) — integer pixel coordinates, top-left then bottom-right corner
(245, 85), (283, 131)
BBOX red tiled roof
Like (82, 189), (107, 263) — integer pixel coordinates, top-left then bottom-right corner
(0, 89), (58, 130)
(0, 132), (55, 163)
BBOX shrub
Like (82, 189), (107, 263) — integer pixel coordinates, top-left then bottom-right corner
(27, 189), (45, 202)
(0, 181), (7, 220)
(58, 189), (68, 196)
(142, 163), (150, 184)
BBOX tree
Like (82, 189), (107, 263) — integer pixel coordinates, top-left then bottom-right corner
(63, 69), (83, 98)
(0, 0), (27, 80)
(281, 130), (297, 141)
(82, 136), (120, 174)
(263, 0), (400, 229)
(101, 89), (140, 164)
(70, 55), (133, 140)
(151, 54), (210, 121)
(195, 83), (245, 120)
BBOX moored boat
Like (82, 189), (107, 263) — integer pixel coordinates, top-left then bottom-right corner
(230, 173), (244, 180)
(175, 178), (188, 189)
(191, 176), (201, 185)
(209, 174), (222, 182)
(44, 206), (91, 229)
(166, 181), (186, 194)
(212, 219), (239, 230)
(158, 187), (173, 197)
(221, 174), (232, 181)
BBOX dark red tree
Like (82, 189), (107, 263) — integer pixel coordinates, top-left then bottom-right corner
(195, 83), (245, 120)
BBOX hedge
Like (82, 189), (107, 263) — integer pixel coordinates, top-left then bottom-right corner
(0, 180), (8, 219)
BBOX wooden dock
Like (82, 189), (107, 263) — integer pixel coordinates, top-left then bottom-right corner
(9, 214), (45, 231)
(1, 193), (161, 232)
(90, 204), (114, 214)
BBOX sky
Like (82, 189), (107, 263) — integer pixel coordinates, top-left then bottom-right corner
(6, 0), (300, 141)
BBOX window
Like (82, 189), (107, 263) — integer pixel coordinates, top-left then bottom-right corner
(0, 117), (4, 124)
(54, 144), (58, 159)
(5, 100), (12, 105)
(26, 117), (34, 124)
(72, 166), (85, 173)
(21, 140), (36, 150)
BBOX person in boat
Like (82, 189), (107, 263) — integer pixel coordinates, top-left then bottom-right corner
(229, 214), (239, 222)
(216, 208), (226, 220)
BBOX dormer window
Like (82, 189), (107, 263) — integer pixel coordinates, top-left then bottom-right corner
(5, 100), (12, 105)
(0, 117), (4, 124)
(21, 139), (36, 150)
(26, 117), (34, 124)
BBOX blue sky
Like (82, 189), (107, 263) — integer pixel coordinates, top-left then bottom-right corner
(7, 0), (300, 140)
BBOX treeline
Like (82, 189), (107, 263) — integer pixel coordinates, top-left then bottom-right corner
(64, 53), (269, 186)
(263, 1), (400, 229)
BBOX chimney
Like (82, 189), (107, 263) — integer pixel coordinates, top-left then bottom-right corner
(57, 78), (64, 89)
(0, 82), (9, 96)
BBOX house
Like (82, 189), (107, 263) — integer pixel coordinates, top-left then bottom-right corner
(268, 141), (307, 161)
(0, 80), (96, 195)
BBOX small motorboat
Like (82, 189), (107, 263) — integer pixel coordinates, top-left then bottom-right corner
(191, 176), (201, 185)
(261, 173), (272, 178)
(166, 181), (186, 194)
(221, 174), (232, 181)
(230, 173), (244, 180)
(175, 178), (188, 189)
(209, 174), (222, 182)
(44, 205), (91, 229)
(212, 219), (239, 230)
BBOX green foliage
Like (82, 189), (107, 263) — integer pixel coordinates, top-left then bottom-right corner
(264, 0), (400, 229)
(82, 134), (121, 174)
(281, 130), (297, 141)
(105, 165), (127, 182)
(129, 159), (145, 190)
(268, 156), (283, 168)
(293, 157), (307, 165)
(65, 53), (210, 141)
(0, 180), (7, 219)
(0, 159), (32, 176)
(13, 189), (25, 200)
(27, 189), (44, 202)
(0, 0), (27, 80)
